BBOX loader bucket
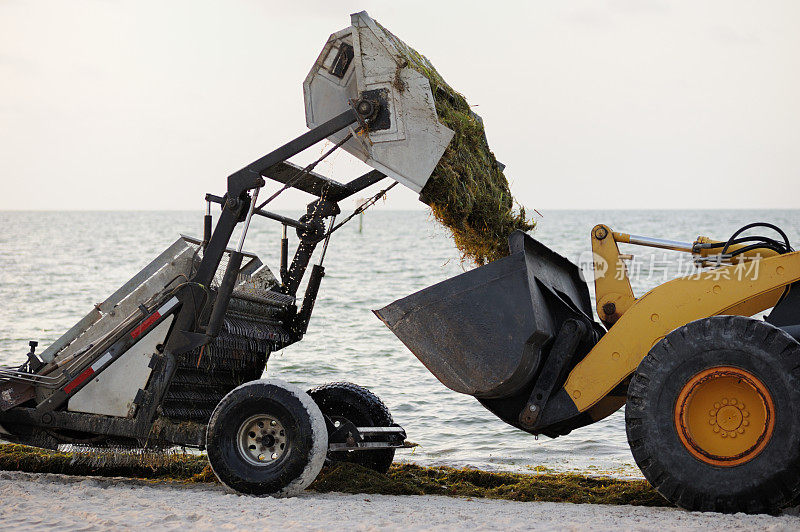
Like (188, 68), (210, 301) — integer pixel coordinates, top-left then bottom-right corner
(303, 11), (456, 193)
(375, 231), (597, 399)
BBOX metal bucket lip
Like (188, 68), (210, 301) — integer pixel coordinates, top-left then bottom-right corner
(375, 231), (595, 399)
(374, 251), (522, 327)
(508, 231), (593, 318)
(376, 231), (593, 327)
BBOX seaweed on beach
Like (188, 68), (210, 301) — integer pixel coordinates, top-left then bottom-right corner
(0, 444), (209, 481)
(0, 444), (667, 507)
(379, 23), (535, 266)
(312, 462), (668, 507)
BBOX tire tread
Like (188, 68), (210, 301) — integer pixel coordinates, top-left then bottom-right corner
(626, 316), (800, 514)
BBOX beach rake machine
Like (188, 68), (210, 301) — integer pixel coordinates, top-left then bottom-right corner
(0, 12), (455, 496)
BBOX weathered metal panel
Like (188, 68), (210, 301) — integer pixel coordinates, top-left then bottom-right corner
(375, 232), (594, 399)
(303, 11), (455, 193)
(67, 317), (174, 418)
(375, 252), (544, 399)
(40, 238), (193, 363)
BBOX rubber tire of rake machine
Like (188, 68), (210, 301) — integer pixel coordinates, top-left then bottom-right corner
(308, 382), (396, 474)
(626, 316), (800, 514)
(206, 378), (328, 496)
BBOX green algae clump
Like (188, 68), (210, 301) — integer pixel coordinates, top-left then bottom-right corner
(378, 22), (535, 266)
(0, 444), (666, 507)
(312, 462), (667, 507)
(0, 443), (208, 481)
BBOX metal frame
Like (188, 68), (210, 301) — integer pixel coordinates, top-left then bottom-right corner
(0, 97), (393, 450)
(537, 226), (800, 431)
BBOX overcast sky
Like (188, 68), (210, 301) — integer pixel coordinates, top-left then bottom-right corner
(1, 0), (798, 211)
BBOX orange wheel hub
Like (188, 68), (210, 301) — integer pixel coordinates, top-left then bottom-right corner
(675, 366), (774, 467)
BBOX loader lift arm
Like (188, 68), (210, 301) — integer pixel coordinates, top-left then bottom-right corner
(17, 97), (387, 432)
(136, 100), (386, 435)
(592, 224), (785, 328)
(169, 102), (383, 353)
(539, 223), (800, 430)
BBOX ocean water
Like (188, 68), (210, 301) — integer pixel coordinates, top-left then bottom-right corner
(1, 209), (798, 477)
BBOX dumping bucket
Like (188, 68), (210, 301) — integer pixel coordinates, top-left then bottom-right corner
(375, 231), (601, 400)
(303, 11), (456, 193)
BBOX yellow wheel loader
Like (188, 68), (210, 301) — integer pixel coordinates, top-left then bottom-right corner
(378, 222), (800, 514)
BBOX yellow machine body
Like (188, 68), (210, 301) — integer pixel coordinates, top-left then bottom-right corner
(562, 224), (800, 416)
(378, 219), (800, 513)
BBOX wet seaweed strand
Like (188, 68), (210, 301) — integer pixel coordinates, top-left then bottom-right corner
(0, 444), (666, 507)
(0, 444), (209, 481)
(378, 22), (535, 266)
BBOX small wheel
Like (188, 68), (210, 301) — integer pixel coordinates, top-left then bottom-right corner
(626, 316), (800, 514)
(308, 382), (396, 474)
(206, 378), (327, 496)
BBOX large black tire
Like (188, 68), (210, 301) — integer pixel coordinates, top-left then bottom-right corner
(626, 316), (800, 514)
(308, 382), (396, 474)
(206, 378), (327, 496)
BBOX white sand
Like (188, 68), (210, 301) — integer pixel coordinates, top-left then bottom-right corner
(1, 470), (798, 531)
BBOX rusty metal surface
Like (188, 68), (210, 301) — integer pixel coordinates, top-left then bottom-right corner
(0, 380), (35, 411)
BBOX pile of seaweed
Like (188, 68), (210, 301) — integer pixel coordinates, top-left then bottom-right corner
(0, 444), (666, 506)
(315, 462), (667, 507)
(380, 23), (535, 266)
(0, 444), (210, 482)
